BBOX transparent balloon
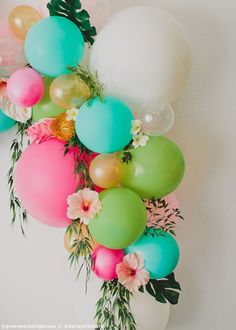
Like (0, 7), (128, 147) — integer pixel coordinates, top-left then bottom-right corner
(0, 38), (27, 77)
(140, 102), (175, 136)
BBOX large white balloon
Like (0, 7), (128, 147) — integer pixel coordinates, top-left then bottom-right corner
(90, 6), (191, 111)
(131, 291), (170, 330)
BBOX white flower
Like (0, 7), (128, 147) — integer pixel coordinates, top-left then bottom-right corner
(66, 107), (78, 121)
(131, 119), (142, 135)
(132, 133), (149, 149)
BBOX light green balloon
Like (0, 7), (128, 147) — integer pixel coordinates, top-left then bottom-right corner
(88, 188), (147, 249)
(32, 77), (65, 121)
(120, 136), (185, 198)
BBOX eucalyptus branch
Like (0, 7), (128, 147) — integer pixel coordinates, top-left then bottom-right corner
(146, 197), (184, 236)
(66, 221), (94, 290)
(68, 65), (104, 100)
(95, 279), (136, 330)
(8, 120), (31, 236)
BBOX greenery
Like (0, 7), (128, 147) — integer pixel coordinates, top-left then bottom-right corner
(146, 197), (184, 236)
(8, 120), (31, 236)
(68, 66), (104, 100)
(139, 273), (181, 305)
(47, 0), (97, 46)
(121, 151), (132, 164)
(66, 221), (93, 290)
(95, 279), (136, 330)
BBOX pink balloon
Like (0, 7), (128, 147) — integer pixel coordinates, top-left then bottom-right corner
(14, 139), (78, 228)
(92, 246), (124, 280)
(146, 193), (180, 228)
(0, 21), (13, 38)
(7, 68), (44, 107)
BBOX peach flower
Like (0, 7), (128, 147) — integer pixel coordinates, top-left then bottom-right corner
(67, 188), (102, 225)
(27, 119), (53, 144)
(116, 253), (150, 292)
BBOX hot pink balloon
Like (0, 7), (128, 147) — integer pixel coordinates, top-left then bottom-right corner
(14, 139), (78, 228)
(7, 67), (44, 107)
(146, 193), (180, 228)
(92, 246), (124, 281)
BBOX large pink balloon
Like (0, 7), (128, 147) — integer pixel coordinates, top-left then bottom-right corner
(92, 246), (124, 280)
(14, 139), (78, 227)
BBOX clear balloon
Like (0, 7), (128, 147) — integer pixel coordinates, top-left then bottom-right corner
(50, 74), (91, 109)
(89, 153), (122, 189)
(8, 5), (41, 39)
(0, 38), (27, 77)
(139, 102), (175, 136)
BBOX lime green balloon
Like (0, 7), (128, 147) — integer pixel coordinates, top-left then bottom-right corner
(120, 136), (185, 198)
(88, 188), (147, 249)
(32, 77), (65, 121)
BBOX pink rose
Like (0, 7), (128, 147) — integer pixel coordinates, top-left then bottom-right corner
(27, 119), (54, 144)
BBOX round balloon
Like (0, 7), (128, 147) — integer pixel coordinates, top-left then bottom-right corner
(89, 153), (122, 189)
(90, 6), (191, 110)
(75, 96), (133, 153)
(125, 229), (179, 279)
(33, 77), (65, 121)
(92, 246), (124, 280)
(120, 136), (185, 198)
(14, 139), (78, 227)
(0, 108), (15, 132)
(8, 5), (41, 39)
(7, 67), (44, 107)
(88, 188), (147, 249)
(24, 16), (85, 77)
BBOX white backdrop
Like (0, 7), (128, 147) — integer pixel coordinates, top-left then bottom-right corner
(1, 0), (236, 329)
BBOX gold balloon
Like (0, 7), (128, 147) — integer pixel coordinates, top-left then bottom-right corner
(50, 74), (91, 109)
(89, 153), (122, 189)
(8, 5), (41, 39)
(64, 224), (98, 254)
(50, 112), (75, 142)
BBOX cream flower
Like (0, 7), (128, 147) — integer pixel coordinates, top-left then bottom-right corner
(116, 253), (150, 292)
(67, 188), (102, 225)
(27, 119), (53, 144)
(132, 133), (149, 148)
(131, 119), (142, 135)
(66, 107), (78, 121)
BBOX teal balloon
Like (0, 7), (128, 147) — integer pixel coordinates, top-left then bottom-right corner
(0, 109), (15, 132)
(75, 96), (134, 153)
(24, 16), (85, 77)
(125, 229), (179, 279)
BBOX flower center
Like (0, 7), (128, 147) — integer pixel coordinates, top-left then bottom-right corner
(127, 268), (136, 277)
(82, 200), (90, 212)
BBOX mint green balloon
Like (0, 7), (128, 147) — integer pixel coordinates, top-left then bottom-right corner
(125, 229), (179, 279)
(88, 188), (147, 249)
(120, 136), (185, 198)
(33, 77), (65, 121)
(0, 109), (15, 132)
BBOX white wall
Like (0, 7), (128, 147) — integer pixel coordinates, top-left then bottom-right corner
(1, 0), (236, 329)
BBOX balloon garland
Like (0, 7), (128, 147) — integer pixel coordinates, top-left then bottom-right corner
(0, 1), (191, 329)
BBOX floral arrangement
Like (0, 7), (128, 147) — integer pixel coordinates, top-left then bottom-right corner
(0, 1), (191, 329)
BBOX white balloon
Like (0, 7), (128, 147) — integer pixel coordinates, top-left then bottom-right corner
(131, 291), (170, 330)
(90, 6), (191, 111)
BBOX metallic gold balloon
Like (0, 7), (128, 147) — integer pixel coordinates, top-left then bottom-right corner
(50, 74), (91, 109)
(50, 113), (75, 142)
(8, 5), (42, 39)
(64, 223), (98, 254)
(89, 153), (122, 189)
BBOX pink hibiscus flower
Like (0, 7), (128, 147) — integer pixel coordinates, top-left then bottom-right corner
(27, 118), (53, 144)
(116, 253), (150, 292)
(67, 188), (102, 225)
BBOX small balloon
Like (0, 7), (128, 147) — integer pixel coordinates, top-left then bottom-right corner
(8, 5), (41, 39)
(64, 223), (98, 254)
(0, 38), (27, 77)
(50, 74), (91, 109)
(140, 102), (175, 136)
(7, 68), (44, 107)
(0, 108), (15, 132)
(92, 246), (124, 281)
(89, 153), (122, 189)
